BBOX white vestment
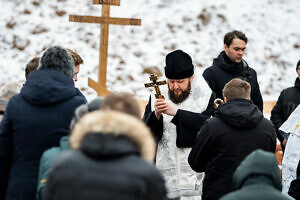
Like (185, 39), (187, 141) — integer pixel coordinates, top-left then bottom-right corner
(150, 70), (212, 199)
(281, 105), (300, 199)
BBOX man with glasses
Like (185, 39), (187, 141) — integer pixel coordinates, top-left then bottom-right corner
(203, 30), (263, 111)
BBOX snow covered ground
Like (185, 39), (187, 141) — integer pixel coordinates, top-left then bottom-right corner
(0, 0), (299, 101)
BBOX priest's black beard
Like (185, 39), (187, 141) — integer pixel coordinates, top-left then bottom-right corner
(168, 81), (191, 104)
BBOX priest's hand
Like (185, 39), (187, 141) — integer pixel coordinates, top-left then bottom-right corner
(154, 98), (168, 119)
(163, 101), (178, 116)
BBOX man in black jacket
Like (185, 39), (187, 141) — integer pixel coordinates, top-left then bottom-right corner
(188, 78), (276, 200)
(271, 60), (300, 144)
(203, 30), (263, 111)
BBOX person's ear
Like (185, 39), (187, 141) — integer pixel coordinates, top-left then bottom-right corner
(189, 75), (194, 82)
(224, 96), (228, 103)
(224, 44), (229, 53)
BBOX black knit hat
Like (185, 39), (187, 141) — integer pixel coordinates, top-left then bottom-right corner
(39, 46), (74, 78)
(164, 50), (194, 79)
(297, 60), (300, 71)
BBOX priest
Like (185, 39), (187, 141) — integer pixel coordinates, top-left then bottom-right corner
(143, 49), (215, 200)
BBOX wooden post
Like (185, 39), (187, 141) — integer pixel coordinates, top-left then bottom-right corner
(69, 1), (141, 96)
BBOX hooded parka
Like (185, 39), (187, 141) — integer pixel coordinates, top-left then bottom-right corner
(220, 150), (290, 200)
(188, 98), (276, 200)
(43, 111), (167, 200)
(0, 69), (86, 200)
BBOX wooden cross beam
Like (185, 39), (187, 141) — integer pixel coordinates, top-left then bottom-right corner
(69, 0), (141, 96)
(144, 74), (167, 99)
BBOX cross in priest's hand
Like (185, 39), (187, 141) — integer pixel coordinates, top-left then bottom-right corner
(70, 0), (141, 96)
(144, 74), (167, 99)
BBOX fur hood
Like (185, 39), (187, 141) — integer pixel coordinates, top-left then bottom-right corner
(69, 110), (155, 162)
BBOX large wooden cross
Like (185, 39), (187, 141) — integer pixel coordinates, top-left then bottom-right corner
(69, 0), (141, 96)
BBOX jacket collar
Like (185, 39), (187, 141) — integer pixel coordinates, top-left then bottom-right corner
(80, 134), (139, 159)
(216, 98), (263, 128)
(213, 51), (244, 75)
(21, 69), (76, 106)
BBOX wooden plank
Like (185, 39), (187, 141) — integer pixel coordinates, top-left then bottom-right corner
(137, 99), (147, 117)
(98, 5), (110, 95)
(88, 78), (111, 96)
(93, 0), (120, 6)
(69, 15), (141, 26)
(263, 101), (276, 114)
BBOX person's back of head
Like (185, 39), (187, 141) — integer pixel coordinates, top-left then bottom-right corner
(233, 149), (281, 190)
(66, 49), (83, 66)
(25, 57), (40, 79)
(101, 92), (141, 118)
(222, 78), (251, 101)
(220, 149), (289, 200)
(38, 46), (74, 78)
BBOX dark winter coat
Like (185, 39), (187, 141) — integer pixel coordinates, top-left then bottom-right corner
(0, 69), (86, 200)
(188, 98), (277, 200)
(43, 110), (167, 200)
(220, 149), (290, 200)
(288, 160), (300, 200)
(203, 51), (263, 111)
(271, 78), (300, 130)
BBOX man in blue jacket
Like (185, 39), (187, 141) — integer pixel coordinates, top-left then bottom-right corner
(0, 46), (86, 200)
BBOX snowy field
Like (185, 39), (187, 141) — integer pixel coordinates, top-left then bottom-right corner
(0, 0), (299, 102)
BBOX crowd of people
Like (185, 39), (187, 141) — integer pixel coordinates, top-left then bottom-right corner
(0, 30), (299, 200)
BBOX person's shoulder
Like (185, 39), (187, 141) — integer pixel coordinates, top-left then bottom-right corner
(71, 88), (87, 104)
(130, 157), (164, 179)
(51, 149), (82, 167)
(243, 61), (257, 73)
(259, 117), (276, 132)
(219, 192), (237, 200)
(203, 64), (218, 73)
(75, 88), (87, 99)
(202, 117), (223, 131)
(203, 65), (219, 81)
(281, 85), (297, 93)
(5, 93), (22, 110)
(41, 146), (62, 163)
(8, 93), (22, 102)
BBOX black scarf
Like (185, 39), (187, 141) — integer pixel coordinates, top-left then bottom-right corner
(218, 51), (244, 75)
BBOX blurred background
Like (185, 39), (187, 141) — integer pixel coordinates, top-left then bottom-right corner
(0, 0), (299, 101)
